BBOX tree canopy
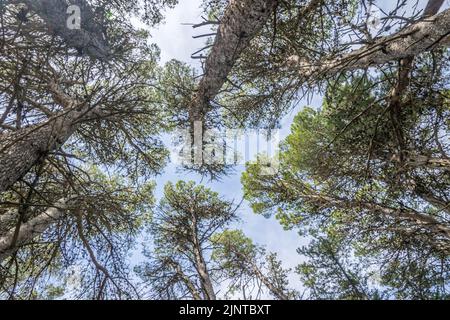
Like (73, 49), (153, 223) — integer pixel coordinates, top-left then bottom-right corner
(0, 0), (449, 300)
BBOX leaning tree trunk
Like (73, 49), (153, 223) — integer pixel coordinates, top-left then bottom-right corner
(385, 0), (446, 165)
(424, 0), (445, 16)
(0, 116), (75, 193)
(300, 192), (450, 241)
(289, 8), (450, 77)
(0, 102), (101, 193)
(249, 260), (290, 300)
(169, 259), (203, 300)
(184, 0), (279, 171)
(189, 0), (278, 123)
(0, 198), (68, 262)
(228, 246), (290, 300)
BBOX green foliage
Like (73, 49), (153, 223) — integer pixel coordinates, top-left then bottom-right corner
(211, 230), (259, 273)
(242, 53), (450, 299)
(136, 181), (238, 299)
(2, 0), (450, 301)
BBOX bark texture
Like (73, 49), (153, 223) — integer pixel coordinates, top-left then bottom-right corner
(0, 89), (101, 193)
(1, 115), (76, 192)
(189, 0), (278, 122)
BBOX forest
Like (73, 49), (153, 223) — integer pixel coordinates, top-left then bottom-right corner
(0, 0), (449, 300)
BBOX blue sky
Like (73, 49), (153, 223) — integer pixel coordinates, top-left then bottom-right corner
(129, 0), (444, 295)
(131, 0), (310, 293)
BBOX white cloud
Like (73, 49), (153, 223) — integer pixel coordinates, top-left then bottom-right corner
(150, 0), (207, 66)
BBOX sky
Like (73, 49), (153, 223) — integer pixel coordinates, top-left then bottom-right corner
(129, 0), (446, 296)
(131, 0), (310, 294)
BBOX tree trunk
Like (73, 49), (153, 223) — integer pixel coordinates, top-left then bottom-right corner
(0, 198), (68, 262)
(387, 0), (445, 163)
(406, 156), (450, 169)
(326, 245), (368, 300)
(189, 0), (278, 123)
(414, 182), (450, 215)
(0, 103), (100, 192)
(278, 178), (450, 242)
(289, 9), (450, 77)
(249, 261), (290, 300)
(230, 247), (290, 300)
(302, 193), (450, 241)
(424, 0), (445, 16)
(190, 212), (216, 300)
(169, 259), (202, 300)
